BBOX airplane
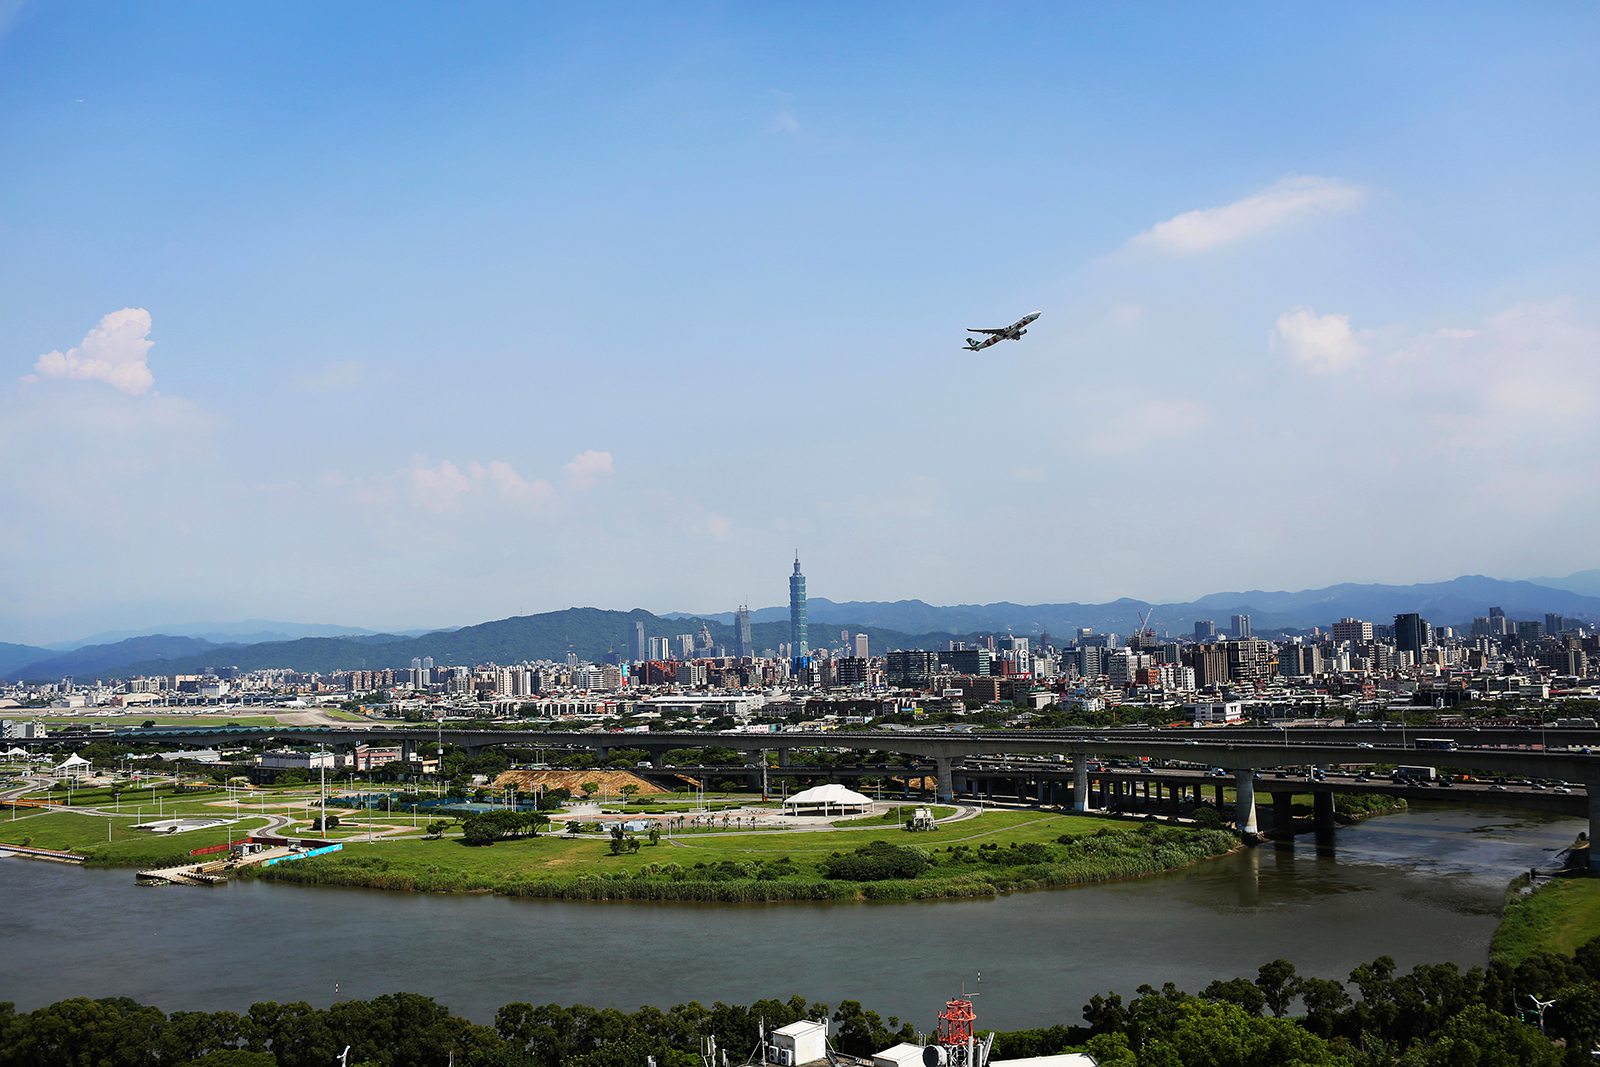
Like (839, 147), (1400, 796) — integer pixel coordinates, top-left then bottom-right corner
(963, 312), (1040, 352)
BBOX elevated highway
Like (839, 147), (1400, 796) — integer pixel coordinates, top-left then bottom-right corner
(27, 723), (1600, 861)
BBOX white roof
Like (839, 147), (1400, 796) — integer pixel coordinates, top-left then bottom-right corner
(56, 753), (90, 766)
(784, 783), (872, 806)
(990, 1055), (1099, 1067)
(774, 1020), (827, 1037)
(872, 1044), (927, 1067)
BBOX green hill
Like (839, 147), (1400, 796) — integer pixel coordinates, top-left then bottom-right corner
(85, 608), (975, 679)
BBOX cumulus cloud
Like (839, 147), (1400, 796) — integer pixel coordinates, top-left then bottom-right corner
(1273, 306), (1364, 374)
(393, 451), (610, 515)
(27, 308), (156, 394)
(562, 450), (614, 489)
(1130, 176), (1368, 254)
(409, 460), (472, 513)
(478, 460), (555, 506)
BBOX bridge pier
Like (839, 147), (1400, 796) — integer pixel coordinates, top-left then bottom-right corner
(935, 758), (954, 802)
(778, 748), (790, 767)
(1073, 756), (1089, 812)
(1271, 793), (1293, 835)
(650, 751), (665, 768)
(401, 739), (416, 763)
(1235, 771), (1257, 835)
(1213, 784), (1224, 807)
(1590, 790), (1600, 870)
(1314, 791), (1335, 833)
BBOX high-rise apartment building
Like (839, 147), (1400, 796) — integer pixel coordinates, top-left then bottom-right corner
(629, 621), (646, 662)
(675, 634), (695, 658)
(734, 605), (752, 658)
(1330, 618), (1373, 644)
(647, 636), (670, 660)
(1193, 620), (1215, 641)
(1231, 615), (1252, 639)
(790, 556), (809, 665)
(853, 633), (869, 658)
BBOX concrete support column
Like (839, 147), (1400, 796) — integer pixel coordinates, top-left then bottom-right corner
(1074, 756), (1089, 812)
(1314, 791), (1335, 833)
(1589, 790), (1600, 869)
(935, 757), (954, 802)
(778, 748), (790, 767)
(594, 747), (609, 763)
(1272, 793), (1293, 835)
(1213, 784), (1224, 807)
(1234, 771), (1257, 835)
(401, 739), (416, 763)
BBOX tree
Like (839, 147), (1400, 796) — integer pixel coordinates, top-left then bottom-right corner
(609, 825), (628, 855)
(1201, 979), (1265, 1018)
(647, 826), (661, 846)
(426, 820), (452, 838)
(1255, 959), (1302, 1018)
(619, 785), (639, 801)
(580, 782), (599, 799)
(566, 820), (582, 835)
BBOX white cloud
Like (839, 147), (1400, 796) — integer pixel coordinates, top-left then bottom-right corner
(482, 460), (555, 506)
(1273, 306), (1364, 374)
(294, 360), (366, 391)
(562, 450), (614, 489)
(27, 308), (156, 394)
(409, 460), (472, 513)
(1130, 176), (1368, 254)
(1084, 396), (1211, 453)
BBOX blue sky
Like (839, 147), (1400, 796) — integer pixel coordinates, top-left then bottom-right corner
(3, 2), (1598, 643)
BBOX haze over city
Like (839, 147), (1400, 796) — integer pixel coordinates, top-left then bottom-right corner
(3, 4), (1598, 645)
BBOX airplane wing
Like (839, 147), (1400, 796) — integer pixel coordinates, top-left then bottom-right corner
(967, 327), (1009, 334)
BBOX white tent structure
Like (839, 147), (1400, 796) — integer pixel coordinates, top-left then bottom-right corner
(53, 752), (92, 779)
(782, 783), (873, 817)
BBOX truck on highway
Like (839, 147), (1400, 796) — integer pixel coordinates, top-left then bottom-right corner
(1393, 765), (1438, 782)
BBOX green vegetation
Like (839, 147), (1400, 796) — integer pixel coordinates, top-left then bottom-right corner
(1494, 873), (1600, 965)
(245, 812), (1238, 901)
(11, 947), (1600, 1067)
(0, 809), (272, 866)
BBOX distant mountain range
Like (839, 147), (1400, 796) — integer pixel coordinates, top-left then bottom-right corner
(670, 574), (1600, 639)
(8, 573), (1595, 683)
(37, 619), (452, 652)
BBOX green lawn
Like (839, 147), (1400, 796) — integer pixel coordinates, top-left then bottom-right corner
(0, 808), (272, 864)
(275, 809), (1137, 886)
(1492, 873), (1600, 964)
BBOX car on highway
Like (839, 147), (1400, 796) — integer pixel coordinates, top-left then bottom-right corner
(1556, 786), (1574, 794)
(1356, 743), (1373, 749)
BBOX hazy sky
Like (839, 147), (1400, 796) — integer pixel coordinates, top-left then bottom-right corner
(3, 3), (1598, 644)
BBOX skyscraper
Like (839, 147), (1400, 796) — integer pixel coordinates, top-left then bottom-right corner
(1231, 615), (1251, 640)
(789, 556), (809, 666)
(734, 605), (752, 658)
(1395, 613), (1429, 654)
(853, 633), (869, 658)
(629, 621), (646, 662)
(1193, 621), (1214, 641)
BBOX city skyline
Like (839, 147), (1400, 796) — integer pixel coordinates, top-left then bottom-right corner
(3, 5), (1598, 642)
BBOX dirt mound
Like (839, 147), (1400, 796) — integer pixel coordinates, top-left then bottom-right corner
(493, 768), (676, 797)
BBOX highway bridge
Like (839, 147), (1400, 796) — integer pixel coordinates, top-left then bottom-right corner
(25, 722), (1600, 860)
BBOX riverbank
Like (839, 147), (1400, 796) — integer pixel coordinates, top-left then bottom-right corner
(1492, 863), (1600, 965)
(244, 813), (1240, 902)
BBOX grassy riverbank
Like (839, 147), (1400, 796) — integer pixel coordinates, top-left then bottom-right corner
(1492, 870), (1600, 965)
(246, 811), (1239, 901)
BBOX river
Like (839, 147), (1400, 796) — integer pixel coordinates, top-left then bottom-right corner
(0, 803), (1581, 1032)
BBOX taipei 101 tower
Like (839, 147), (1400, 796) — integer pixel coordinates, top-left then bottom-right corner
(789, 555), (809, 669)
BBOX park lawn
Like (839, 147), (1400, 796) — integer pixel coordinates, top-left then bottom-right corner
(1492, 874), (1600, 965)
(660, 811), (1128, 857)
(0, 808), (272, 862)
(319, 833), (663, 881)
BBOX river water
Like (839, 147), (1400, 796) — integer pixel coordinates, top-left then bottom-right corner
(0, 803), (1581, 1032)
